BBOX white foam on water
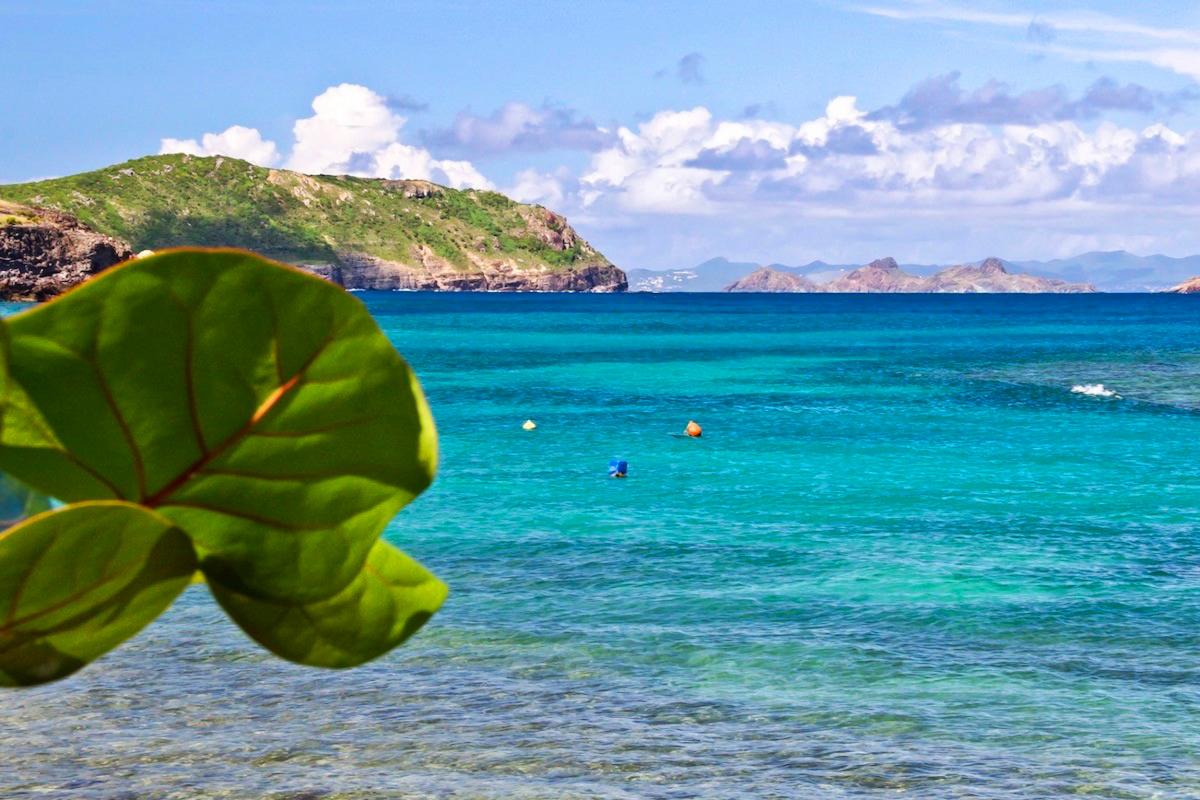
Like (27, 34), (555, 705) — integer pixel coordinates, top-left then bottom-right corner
(1071, 383), (1120, 398)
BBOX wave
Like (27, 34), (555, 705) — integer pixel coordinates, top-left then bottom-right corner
(1071, 383), (1120, 398)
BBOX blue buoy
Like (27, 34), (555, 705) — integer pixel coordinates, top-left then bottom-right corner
(608, 458), (628, 478)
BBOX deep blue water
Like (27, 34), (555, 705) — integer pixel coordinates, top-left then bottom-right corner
(4, 292), (1200, 799)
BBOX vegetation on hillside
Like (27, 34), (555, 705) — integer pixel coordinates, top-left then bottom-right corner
(0, 155), (600, 272)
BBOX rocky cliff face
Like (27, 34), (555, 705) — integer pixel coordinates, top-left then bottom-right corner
(723, 256), (1095, 294)
(1165, 276), (1200, 293)
(321, 250), (625, 292)
(0, 201), (133, 300)
(313, 196), (626, 292)
(0, 155), (627, 296)
(725, 267), (820, 293)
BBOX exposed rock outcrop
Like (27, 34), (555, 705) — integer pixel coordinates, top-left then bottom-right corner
(1165, 276), (1200, 294)
(322, 250), (626, 292)
(0, 201), (133, 300)
(724, 267), (821, 293)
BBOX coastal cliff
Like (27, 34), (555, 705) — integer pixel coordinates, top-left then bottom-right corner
(723, 257), (1095, 293)
(0, 201), (133, 300)
(0, 155), (626, 297)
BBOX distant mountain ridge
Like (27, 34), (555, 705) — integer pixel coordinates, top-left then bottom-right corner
(1004, 252), (1200, 293)
(626, 258), (760, 292)
(634, 251), (1199, 292)
(725, 257), (1094, 294)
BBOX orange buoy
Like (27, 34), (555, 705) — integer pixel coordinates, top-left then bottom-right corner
(685, 420), (702, 438)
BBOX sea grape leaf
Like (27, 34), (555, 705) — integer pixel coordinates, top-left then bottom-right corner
(207, 538), (447, 668)
(0, 501), (196, 687)
(0, 249), (438, 603)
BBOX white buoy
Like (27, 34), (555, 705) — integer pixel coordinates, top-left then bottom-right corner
(522, 419), (537, 430)
(135, 249), (155, 259)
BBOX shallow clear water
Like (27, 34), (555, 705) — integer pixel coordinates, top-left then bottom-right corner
(4, 293), (1200, 799)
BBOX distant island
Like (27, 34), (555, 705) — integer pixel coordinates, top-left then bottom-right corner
(631, 253), (1200, 293)
(725, 257), (1094, 294)
(1166, 276), (1200, 294)
(0, 154), (627, 299)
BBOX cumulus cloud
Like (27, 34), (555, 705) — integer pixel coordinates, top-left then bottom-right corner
(564, 90), (1200, 266)
(505, 167), (573, 207)
(156, 77), (1200, 265)
(792, 124), (879, 157)
(159, 125), (280, 166)
(285, 84), (490, 187)
(686, 139), (789, 171)
(575, 93), (1200, 221)
(869, 72), (1191, 130)
(161, 84), (491, 188)
(424, 101), (614, 156)
(286, 84), (403, 174)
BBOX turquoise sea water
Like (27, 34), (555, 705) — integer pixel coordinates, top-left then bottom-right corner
(4, 293), (1200, 799)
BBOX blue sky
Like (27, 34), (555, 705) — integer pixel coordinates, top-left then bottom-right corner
(3, 0), (1200, 267)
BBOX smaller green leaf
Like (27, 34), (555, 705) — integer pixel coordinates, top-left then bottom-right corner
(207, 538), (446, 668)
(0, 501), (196, 687)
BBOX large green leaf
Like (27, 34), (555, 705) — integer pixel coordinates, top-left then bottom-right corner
(0, 501), (195, 686)
(0, 249), (437, 602)
(208, 538), (447, 668)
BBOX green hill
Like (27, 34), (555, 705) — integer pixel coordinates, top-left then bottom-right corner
(0, 154), (626, 292)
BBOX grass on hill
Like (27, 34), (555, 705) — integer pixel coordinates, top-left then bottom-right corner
(0, 154), (598, 272)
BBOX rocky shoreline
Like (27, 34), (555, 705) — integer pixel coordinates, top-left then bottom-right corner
(0, 202), (133, 300)
(0, 199), (626, 300)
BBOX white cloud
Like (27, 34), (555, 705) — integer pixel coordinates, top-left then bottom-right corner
(565, 94), (1200, 268)
(578, 94), (1200, 215)
(159, 125), (280, 166)
(286, 84), (492, 188)
(287, 83), (405, 174)
(505, 168), (568, 207)
(155, 77), (1200, 266)
(368, 142), (492, 189)
(163, 84), (492, 189)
